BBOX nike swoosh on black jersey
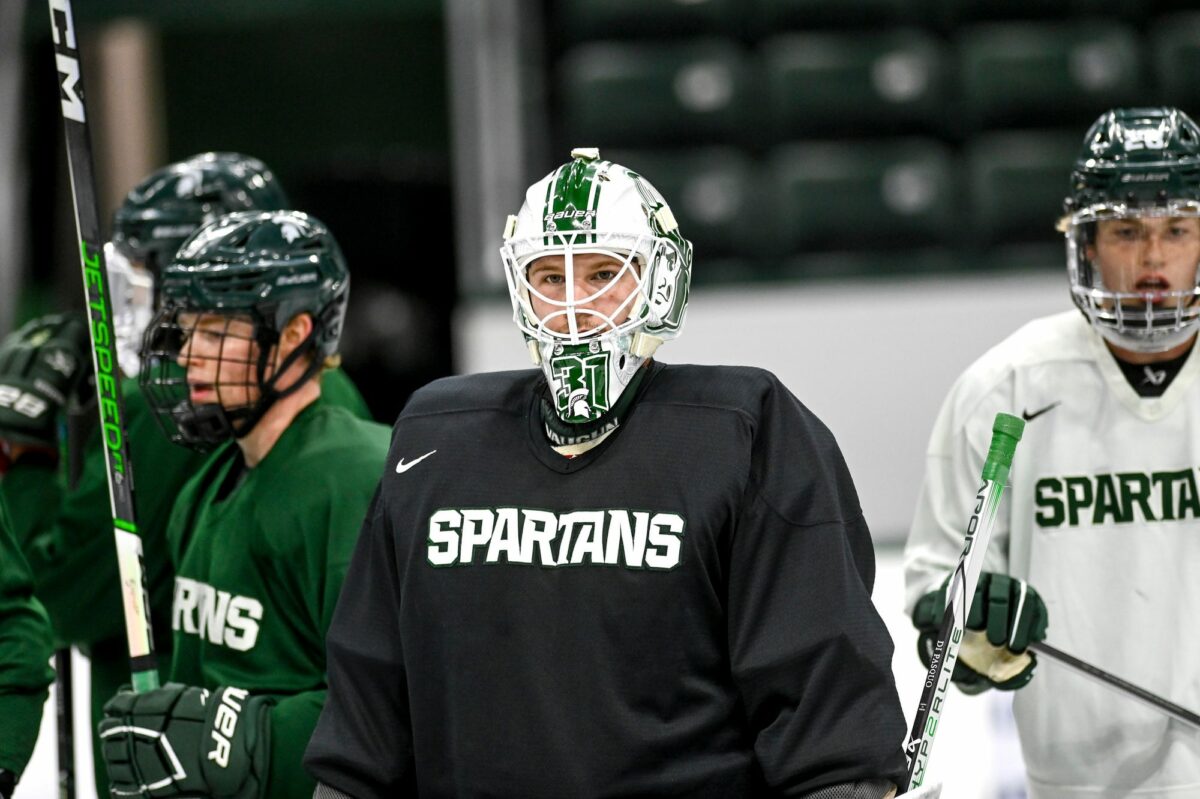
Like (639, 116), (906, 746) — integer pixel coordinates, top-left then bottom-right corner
(1021, 402), (1061, 422)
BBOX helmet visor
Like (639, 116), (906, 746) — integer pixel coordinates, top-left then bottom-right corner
(105, 242), (155, 377)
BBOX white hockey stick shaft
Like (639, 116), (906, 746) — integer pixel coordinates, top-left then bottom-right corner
(903, 413), (1024, 790)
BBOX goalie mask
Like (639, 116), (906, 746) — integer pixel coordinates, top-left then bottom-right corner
(501, 148), (693, 427)
(139, 211), (348, 450)
(1063, 107), (1200, 354)
(108, 152), (289, 376)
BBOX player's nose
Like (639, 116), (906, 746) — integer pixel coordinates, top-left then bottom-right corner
(1140, 233), (1167, 265)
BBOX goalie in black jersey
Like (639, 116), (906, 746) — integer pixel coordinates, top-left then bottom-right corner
(305, 149), (909, 798)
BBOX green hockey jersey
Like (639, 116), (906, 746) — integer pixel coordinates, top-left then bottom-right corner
(0, 368), (371, 790)
(0, 496), (53, 777)
(167, 399), (388, 799)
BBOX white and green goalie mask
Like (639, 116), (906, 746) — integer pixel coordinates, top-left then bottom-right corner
(501, 148), (693, 424)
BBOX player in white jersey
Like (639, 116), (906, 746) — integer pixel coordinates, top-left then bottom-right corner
(905, 106), (1200, 798)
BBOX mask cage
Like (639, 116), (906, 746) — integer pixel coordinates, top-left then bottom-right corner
(501, 230), (670, 345)
(1066, 202), (1200, 352)
(139, 306), (279, 449)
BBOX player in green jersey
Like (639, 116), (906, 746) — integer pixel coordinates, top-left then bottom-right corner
(99, 210), (390, 799)
(0, 152), (371, 791)
(0, 497), (54, 799)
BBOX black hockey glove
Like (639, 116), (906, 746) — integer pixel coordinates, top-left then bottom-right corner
(0, 313), (91, 452)
(912, 571), (1048, 692)
(0, 769), (13, 799)
(99, 683), (271, 799)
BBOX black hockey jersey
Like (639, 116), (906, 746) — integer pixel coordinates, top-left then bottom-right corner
(306, 363), (907, 798)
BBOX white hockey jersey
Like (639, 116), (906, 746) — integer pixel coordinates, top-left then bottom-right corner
(905, 310), (1200, 799)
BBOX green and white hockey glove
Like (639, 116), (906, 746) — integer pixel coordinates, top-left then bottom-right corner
(912, 571), (1048, 692)
(0, 313), (90, 452)
(99, 683), (271, 799)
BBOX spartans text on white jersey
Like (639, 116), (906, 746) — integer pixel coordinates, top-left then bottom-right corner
(905, 311), (1200, 799)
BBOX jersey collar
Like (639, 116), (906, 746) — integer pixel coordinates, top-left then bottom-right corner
(1090, 329), (1200, 421)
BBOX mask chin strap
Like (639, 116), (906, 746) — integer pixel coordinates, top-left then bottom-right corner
(540, 360), (651, 448)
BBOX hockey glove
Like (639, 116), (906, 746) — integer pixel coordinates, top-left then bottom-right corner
(0, 769), (13, 799)
(99, 683), (271, 799)
(0, 313), (90, 452)
(912, 571), (1048, 692)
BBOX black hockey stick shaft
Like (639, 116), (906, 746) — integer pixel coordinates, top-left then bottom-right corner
(53, 393), (93, 799)
(1030, 641), (1200, 731)
(903, 413), (1025, 791)
(49, 0), (159, 692)
(53, 649), (74, 799)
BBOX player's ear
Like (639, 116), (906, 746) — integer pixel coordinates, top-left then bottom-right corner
(280, 312), (315, 357)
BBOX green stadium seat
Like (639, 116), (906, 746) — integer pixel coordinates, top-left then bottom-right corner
(558, 39), (753, 148)
(556, 0), (742, 41)
(957, 22), (1143, 131)
(604, 148), (767, 258)
(965, 131), (1079, 247)
(937, 0), (1072, 24)
(761, 30), (948, 140)
(1070, 0), (1145, 22)
(751, 0), (926, 31)
(1149, 14), (1200, 111)
(936, 0), (1143, 25)
(767, 139), (956, 252)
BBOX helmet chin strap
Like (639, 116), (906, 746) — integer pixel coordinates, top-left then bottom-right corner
(174, 331), (323, 451)
(229, 331), (323, 438)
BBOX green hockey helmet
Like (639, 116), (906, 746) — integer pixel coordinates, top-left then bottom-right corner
(108, 152), (289, 376)
(1063, 108), (1200, 353)
(110, 152), (289, 272)
(139, 210), (349, 449)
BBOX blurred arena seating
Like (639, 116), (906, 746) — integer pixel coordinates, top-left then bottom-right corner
(547, 0), (1195, 283)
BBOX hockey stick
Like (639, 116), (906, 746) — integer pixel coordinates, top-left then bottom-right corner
(1029, 641), (1200, 731)
(49, 0), (159, 693)
(52, 394), (94, 799)
(53, 647), (74, 799)
(903, 412), (1025, 791)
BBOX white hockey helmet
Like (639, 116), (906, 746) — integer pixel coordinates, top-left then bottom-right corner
(501, 148), (693, 424)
